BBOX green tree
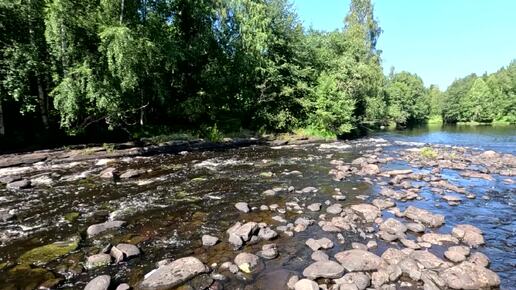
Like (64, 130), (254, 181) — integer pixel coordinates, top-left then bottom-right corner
(386, 71), (429, 125)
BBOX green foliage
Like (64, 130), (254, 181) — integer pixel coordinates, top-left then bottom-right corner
(386, 71), (429, 125)
(420, 147), (438, 159)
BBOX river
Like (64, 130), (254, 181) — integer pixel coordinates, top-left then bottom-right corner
(0, 125), (514, 289)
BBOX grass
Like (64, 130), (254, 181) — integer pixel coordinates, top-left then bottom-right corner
(291, 127), (337, 140)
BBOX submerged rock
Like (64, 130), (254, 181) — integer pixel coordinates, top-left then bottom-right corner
(234, 252), (261, 273)
(17, 236), (79, 266)
(294, 279), (319, 290)
(140, 257), (209, 289)
(202, 235), (219, 246)
(234, 202), (250, 213)
(85, 253), (111, 269)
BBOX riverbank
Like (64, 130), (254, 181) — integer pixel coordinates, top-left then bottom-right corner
(0, 128), (514, 289)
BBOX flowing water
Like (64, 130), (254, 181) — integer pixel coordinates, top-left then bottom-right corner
(0, 125), (514, 289)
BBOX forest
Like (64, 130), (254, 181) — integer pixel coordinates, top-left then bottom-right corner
(1, 0), (515, 148)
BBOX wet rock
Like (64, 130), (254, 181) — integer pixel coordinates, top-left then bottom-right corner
(335, 272), (370, 290)
(468, 252), (490, 267)
(378, 230), (400, 242)
(17, 236), (80, 266)
(311, 250), (329, 261)
(440, 261), (500, 289)
(0, 175), (22, 184)
(334, 249), (386, 272)
(400, 238), (420, 249)
(140, 257), (209, 289)
(287, 275), (299, 289)
(294, 279), (319, 290)
(451, 224), (485, 247)
(116, 243), (140, 259)
(379, 218), (407, 235)
(257, 227), (278, 240)
(403, 206), (444, 227)
(85, 253), (111, 269)
(444, 246), (470, 263)
(372, 198), (395, 210)
(0, 210), (15, 222)
(306, 238), (334, 251)
(350, 204), (380, 223)
(228, 222), (258, 242)
(220, 262), (239, 274)
(228, 233), (243, 249)
(307, 203), (321, 212)
(366, 240), (377, 249)
(419, 233), (458, 245)
(405, 222), (426, 233)
(87, 221), (126, 237)
(303, 261), (344, 279)
(110, 246), (124, 263)
(410, 250), (449, 270)
(358, 164), (380, 175)
(235, 202), (250, 213)
(6, 179), (31, 189)
(120, 169), (145, 179)
(333, 195), (346, 201)
(85, 275), (111, 290)
(372, 265), (401, 288)
(398, 258), (422, 281)
(326, 204), (343, 215)
(202, 235), (219, 246)
(301, 187), (318, 193)
(381, 248), (407, 265)
(115, 283), (130, 290)
(258, 244), (278, 260)
(99, 167), (118, 179)
(234, 252), (261, 273)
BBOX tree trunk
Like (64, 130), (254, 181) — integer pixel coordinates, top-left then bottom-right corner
(0, 100), (5, 136)
(120, 0), (124, 24)
(37, 76), (49, 129)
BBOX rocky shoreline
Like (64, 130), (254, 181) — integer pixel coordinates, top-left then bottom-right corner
(0, 136), (514, 289)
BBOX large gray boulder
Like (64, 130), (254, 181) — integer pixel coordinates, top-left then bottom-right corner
(335, 249), (386, 272)
(139, 257), (209, 289)
(87, 221), (126, 237)
(350, 204), (380, 222)
(403, 206), (444, 227)
(84, 275), (111, 290)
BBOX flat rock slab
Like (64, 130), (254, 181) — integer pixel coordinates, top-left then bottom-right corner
(140, 257), (208, 289)
(350, 204), (380, 222)
(404, 206), (445, 227)
(335, 249), (386, 272)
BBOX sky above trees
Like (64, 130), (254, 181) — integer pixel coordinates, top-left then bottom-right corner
(293, 0), (516, 89)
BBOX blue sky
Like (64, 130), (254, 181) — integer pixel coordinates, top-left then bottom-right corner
(292, 0), (516, 89)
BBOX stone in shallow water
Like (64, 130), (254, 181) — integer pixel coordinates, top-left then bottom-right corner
(326, 204), (343, 214)
(451, 224), (485, 247)
(403, 206), (445, 227)
(303, 261), (344, 279)
(311, 250), (329, 261)
(334, 249), (386, 272)
(258, 244), (278, 260)
(350, 204), (380, 222)
(444, 246), (470, 263)
(468, 252), (490, 267)
(234, 202), (250, 213)
(307, 203), (321, 212)
(379, 218), (407, 235)
(120, 169), (145, 179)
(85, 275), (111, 290)
(440, 261), (500, 289)
(305, 237), (333, 251)
(405, 222), (426, 233)
(87, 221), (126, 237)
(85, 254), (111, 269)
(410, 250), (448, 270)
(202, 235), (219, 246)
(234, 252), (261, 273)
(6, 179), (31, 189)
(258, 227), (278, 240)
(294, 279), (319, 290)
(335, 272), (370, 290)
(140, 257), (209, 289)
(116, 243), (140, 258)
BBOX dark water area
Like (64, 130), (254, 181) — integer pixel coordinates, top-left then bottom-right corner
(0, 125), (514, 289)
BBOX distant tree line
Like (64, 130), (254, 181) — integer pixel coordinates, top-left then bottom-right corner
(0, 0), (514, 147)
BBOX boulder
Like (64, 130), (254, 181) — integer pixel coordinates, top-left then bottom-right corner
(307, 203), (321, 212)
(294, 279), (319, 290)
(410, 250), (448, 270)
(139, 257), (209, 289)
(350, 204), (380, 222)
(335, 249), (386, 272)
(116, 243), (140, 259)
(444, 246), (470, 263)
(403, 206), (444, 227)
(235, 202), (250, 213)
(234, 252), (261, 273)
(306, 238), (334, 251)
(326, 204), (343, 215)
(440, 262), (500, 289)
(335, 272), (370, 290)
(6, 179), (31, 189)
(87, 221), (126, 237)
(258, 244), (278, 260)
(379, 218), (407, 235)
(85, 275), (111, 290)
(468, 252), (490, 267)
(451, 224), (484, 247)
(303, 261), (344, 279)
(85, 254), (111, 269)
(120, 169), (145, 179)
(202, 235), (219, 246)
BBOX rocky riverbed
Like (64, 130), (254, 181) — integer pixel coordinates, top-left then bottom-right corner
(0, 135), (514, 289)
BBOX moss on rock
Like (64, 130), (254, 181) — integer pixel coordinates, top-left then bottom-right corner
(17, 236), (80, 266)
